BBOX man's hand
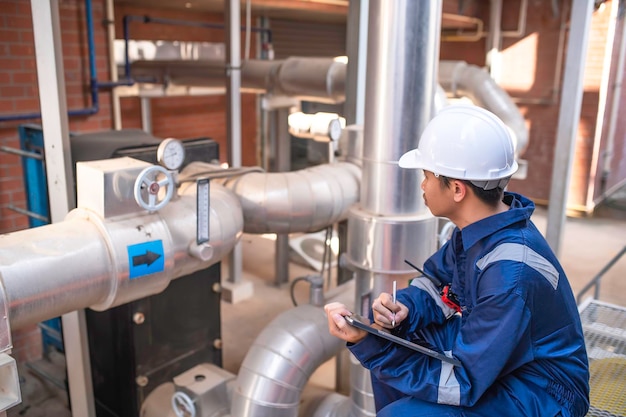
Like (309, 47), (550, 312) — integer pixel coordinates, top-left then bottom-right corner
(372, 292), (408, 329)
(324, 302), (367, 344)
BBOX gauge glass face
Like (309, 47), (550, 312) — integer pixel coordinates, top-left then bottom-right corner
(157, 139), (185, 170)
(328, 119), (342, 141)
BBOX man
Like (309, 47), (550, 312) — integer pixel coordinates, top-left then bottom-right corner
(325, 105), (589, 416)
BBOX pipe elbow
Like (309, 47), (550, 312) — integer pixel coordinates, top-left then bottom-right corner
(230, 304), (344, 417)
(226, 162), (360, 234)
(438, 60), (529, 157)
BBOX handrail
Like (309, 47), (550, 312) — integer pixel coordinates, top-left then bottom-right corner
(576, 245), (626, 304)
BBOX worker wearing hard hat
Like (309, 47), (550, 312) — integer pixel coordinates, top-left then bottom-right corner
(325, 105), (590, 416)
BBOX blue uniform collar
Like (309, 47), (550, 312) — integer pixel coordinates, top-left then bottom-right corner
(457, 192), (535, 250)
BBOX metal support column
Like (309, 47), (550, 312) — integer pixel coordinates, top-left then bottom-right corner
(226, 0), (242, 287)
(222, 0), (253, 303)
(274, 107), (291, 286)
(30, 1), (95, 416)
(344, 0), (369, 127)
(140, 97), (152, 134)
(546, 0), (594, 254)
(336, 0), (369, 396)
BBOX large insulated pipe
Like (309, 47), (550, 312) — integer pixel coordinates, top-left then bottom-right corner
(438, 60), (529, 155)
(223, 162), (361, 234)
(0, 183), (242, 329)
(131, 57), (347, 104)
(345, 0), (441, 307)
(230, 303), (344, 417)
(130, 59), (526, 154)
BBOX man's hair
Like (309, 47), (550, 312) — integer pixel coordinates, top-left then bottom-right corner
(438, 176), (504, 207)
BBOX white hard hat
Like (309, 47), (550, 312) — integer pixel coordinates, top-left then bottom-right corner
(398, 104), (518, 190)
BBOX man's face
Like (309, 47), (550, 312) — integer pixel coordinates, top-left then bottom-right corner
(421, 170), (455, 218)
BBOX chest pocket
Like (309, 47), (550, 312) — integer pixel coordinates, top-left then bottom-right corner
(475, 243), (559, 290)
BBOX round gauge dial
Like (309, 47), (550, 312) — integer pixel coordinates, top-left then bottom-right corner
(157, 138), (186, 170)
(328, 118), (343, 141)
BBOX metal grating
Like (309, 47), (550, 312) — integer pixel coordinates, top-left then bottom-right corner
(580, 300), (626, 417)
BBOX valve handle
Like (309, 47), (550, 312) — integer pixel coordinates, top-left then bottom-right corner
(171, 391), (196, 417)
(133, 165), (175, 212)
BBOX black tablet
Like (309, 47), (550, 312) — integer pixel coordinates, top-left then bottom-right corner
(345, 314), (461, 367)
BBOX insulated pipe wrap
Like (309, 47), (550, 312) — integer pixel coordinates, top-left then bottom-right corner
(275, 57), (346, 103)
(0, 183), (243, 329)
(225, 162), (360, 234)
(0, 218), (113, 329)
(231, 304), (344, 417)
(438, 60), (529, 155)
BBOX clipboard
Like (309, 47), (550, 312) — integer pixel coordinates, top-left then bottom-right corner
(345, 314), (461, 367)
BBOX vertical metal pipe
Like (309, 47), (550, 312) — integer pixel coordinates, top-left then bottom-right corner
(361, 0), (441, 215)
(546, 0), (594, 255)
(225, 0), (244, 287)
(347, 0), (442, 298)
(344, 0), (369, 127)
(337, 0), (366, 387)
(105, 0), (122, 130)
(275, 107), (291, 286)
(343, 2), (442, 413)
(141, 97), (152, 134)
(486, 0), (503, 82)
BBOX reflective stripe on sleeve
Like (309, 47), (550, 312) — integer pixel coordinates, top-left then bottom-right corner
(476, 243), (559, 290)
(438, 350), (460, 405)
(410, 277), (457, 318)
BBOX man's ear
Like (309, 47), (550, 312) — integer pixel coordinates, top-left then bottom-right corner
(452, 180), (468, 203)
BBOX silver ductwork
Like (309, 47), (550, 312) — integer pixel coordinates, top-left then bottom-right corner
(230, 303), (345, 417)
(130, 59), (526, 157)
(346, 0), (441, 309)
(0, 182), (242, 329)
(223, 162), (361, 234)
(438, 60), (529, 155)
(131, 57), (347, 104)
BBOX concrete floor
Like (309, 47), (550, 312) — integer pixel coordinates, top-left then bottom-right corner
(8, 204), (626, 416)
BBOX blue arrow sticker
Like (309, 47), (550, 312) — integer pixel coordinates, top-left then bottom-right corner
(128, 240), (165, 279)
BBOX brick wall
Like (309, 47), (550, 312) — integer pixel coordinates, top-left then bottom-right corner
(442, 0), (613, 208)
(0, 0), (259, 237)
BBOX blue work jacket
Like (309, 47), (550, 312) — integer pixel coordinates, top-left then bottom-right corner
(349, 192), (590, 416)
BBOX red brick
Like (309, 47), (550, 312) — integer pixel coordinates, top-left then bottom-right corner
(19, 30), (34, 43)
(4, 15), (32, 31)
(11, 71), (37, 84)
(0, 28), (20, 43)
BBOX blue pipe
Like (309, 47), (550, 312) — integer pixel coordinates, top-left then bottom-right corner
(0, 0), (132, 122)
(1, 3), (273, 123)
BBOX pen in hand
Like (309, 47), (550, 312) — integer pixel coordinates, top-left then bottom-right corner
(392, 280), (397, 327)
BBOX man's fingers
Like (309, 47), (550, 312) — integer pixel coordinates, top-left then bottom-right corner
(372, 292), (401, 323)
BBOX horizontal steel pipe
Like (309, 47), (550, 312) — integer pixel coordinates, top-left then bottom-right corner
(0, 183), (243, 329)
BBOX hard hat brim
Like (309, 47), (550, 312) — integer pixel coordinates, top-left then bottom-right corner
(398, 149), (425, 169)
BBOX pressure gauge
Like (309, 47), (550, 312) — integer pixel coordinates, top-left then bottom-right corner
(328, 118), (343, 141)
(157, 138), (186, 171)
